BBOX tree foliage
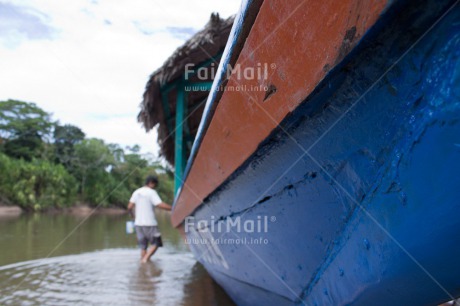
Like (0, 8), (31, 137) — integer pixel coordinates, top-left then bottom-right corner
(0, 153), (77, 210)
(0, 100), (174, 211)
(53, 123), (85, 167)
(0, 100), (54, 160)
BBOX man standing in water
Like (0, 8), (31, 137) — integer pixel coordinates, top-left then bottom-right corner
(127, 176), (171, 263)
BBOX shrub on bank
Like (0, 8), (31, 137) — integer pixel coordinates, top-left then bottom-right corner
(0, 153), (77, 210)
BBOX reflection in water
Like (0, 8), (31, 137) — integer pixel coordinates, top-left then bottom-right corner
(182, 263), (236, 306)
(128, 262), (162, 304)
(0, 212), (235, 305)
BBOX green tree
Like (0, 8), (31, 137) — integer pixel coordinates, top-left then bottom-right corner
(0, 100), (54, 160)
(106, 146), (174, 206)
(154, 167), (174, 204)
(108, 143), (124, 164)
(0, 100), (175, 210)
(53, 123), (85, 168)
(108, 148), (146, 206)
(73, 138), (114, 204)
(0, 153), (77, 210)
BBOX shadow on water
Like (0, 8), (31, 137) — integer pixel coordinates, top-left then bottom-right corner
(0, 210), (235, 305)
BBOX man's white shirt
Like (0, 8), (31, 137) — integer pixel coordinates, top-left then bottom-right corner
(130, 186), (162, 226)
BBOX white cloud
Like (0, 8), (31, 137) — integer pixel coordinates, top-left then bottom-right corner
(0, 3), (56, 48)
(0, 0), (240, 155)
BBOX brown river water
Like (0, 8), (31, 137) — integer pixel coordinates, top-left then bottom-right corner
(0, 210), (234, 305)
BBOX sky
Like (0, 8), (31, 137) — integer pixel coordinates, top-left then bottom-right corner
(0, 0), (240, 155)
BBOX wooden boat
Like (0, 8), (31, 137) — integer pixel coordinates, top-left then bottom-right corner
(163, 0), (460, 304)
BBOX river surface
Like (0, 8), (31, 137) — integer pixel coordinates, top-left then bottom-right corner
(0, 210), (234, 305)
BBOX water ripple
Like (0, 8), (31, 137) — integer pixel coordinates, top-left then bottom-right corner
(0, 248), (199, 306)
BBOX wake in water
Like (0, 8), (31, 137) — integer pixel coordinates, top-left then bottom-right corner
(0, 248), (212, 306)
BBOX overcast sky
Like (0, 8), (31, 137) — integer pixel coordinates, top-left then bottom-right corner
(0, 0), (239, 155)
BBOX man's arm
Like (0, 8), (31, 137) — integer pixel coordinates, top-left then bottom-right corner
(127, 202), (135, 218)
(156, 202), (172, 211)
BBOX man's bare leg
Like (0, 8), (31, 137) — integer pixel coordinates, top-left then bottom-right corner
(140, 249), (146, 260)
(141, 245), (158, 263)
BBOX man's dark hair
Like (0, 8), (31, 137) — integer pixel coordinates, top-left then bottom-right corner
(145, 175), (159, 186)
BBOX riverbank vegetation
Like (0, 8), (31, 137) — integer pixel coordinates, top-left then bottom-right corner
(0, 99), (174, 211)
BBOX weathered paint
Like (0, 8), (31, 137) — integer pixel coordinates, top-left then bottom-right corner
(184, 0), (460, 304)
(172, 0), (389, 226)
(174, 0), (264, 201)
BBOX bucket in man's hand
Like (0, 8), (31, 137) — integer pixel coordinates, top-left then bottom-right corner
(126, 221), (135, 234)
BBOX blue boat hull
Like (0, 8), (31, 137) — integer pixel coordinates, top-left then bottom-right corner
(185, 1), (460, 304)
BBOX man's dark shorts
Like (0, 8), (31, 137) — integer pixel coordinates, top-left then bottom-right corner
(135, 226), (163, 250)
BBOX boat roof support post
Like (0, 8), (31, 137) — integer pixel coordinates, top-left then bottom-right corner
(174, 81), (186, 194)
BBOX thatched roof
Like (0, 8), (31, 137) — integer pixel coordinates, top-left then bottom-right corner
(138, 13), (234, 165)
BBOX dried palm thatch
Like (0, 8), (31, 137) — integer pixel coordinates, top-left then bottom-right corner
(138, 13), (234, 165)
